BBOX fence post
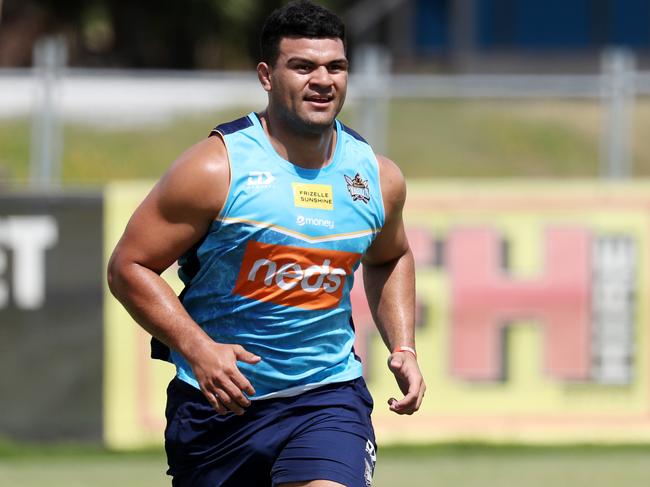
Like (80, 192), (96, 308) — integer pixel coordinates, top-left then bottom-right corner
(354, 44), (390, 155)
(600, 49), (635, 179)
(30, 36), (67, 189)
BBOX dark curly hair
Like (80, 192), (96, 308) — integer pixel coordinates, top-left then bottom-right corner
(260, 1), (346, 66)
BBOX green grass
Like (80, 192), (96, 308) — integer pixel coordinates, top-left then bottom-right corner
(375, 448), (650, 487)
(7, 98), (650, 187)
(385, 99), (601, 178)
(0, 118), (31, 183)
(1, 444), (650, 487)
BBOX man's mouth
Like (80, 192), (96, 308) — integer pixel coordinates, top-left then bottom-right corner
(304, 94), (334, 105)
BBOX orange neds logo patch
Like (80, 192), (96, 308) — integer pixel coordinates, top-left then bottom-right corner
(233, 241), (361, 310)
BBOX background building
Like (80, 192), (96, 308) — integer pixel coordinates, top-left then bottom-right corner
(351, 0), (650, 72)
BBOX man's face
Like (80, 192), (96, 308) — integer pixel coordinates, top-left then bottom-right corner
(260, 37), (348, 134)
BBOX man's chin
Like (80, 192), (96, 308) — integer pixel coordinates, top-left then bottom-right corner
(298, 112), (337, 133)
(277, 106), (340, 136)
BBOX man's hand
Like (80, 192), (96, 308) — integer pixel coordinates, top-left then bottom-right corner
(189, 341), (261, 416)
(387, 351), (426, 415)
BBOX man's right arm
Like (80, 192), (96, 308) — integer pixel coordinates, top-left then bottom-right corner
(107, 136), (260, 416)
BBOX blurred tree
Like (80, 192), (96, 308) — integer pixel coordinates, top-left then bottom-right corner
(0, 0), (354, 69)
(0, 0), (70, 66)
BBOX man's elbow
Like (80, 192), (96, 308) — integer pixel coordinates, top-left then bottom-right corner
(363, 244), (412, 268)
(107, 251), (129, 299)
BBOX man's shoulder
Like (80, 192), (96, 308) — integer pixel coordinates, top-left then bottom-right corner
(156, 136), (230, 216)
(174, 135), (229, 177)
(375, 154), (404, 182)
(374, 153), (406, 211)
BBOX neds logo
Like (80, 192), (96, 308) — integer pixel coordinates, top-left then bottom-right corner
(233, 241), (360, 310)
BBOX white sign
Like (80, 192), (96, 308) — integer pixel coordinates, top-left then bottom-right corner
(0, 216), (58, 310)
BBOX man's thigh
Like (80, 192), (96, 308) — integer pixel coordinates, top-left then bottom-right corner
(271, 378), (377, 487)
(272, 427), (376, 487)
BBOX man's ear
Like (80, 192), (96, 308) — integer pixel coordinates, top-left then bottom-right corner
(257, 62), (272, 92)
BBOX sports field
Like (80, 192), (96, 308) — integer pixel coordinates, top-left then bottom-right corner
(3, 100), (650, 486)
(1, 444), (650, 486)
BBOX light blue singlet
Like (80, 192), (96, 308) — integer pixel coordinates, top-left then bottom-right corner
(170, 112), (385, 399)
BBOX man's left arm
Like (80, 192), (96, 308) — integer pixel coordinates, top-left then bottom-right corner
(362, 154), (426, 415)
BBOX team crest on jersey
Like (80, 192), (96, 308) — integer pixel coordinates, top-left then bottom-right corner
(344, 173), (370, 204)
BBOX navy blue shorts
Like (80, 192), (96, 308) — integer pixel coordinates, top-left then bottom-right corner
(164, 376), (377, 487)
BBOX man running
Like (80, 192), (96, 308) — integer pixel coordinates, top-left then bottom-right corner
(108, 1), (425, 486)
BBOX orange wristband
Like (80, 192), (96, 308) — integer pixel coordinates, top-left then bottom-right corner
(393, 346), (417, 359)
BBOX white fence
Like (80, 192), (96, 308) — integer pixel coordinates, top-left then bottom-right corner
(0, 69), (265, 124)
(5, 65), (649, 119)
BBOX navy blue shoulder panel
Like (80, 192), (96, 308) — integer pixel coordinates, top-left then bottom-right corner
(211, 115), (253, 136)
(340, 122), (369, 145)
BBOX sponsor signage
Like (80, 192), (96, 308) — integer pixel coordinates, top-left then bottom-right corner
(296, 214), (335, 229)
(104, 181), (650, 448)
(292, 183), (334, 210)
(353, 182), (650, 443)
(247, 171), (275, 186)
(233, 240), (359, 310)
(0, 193), (104, 442)
(0, 215), (58, 310)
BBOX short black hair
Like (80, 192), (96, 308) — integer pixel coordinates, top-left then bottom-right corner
(260, 1), (346, 66)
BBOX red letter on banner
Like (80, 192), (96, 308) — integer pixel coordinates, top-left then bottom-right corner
(449, 227), (591, 381)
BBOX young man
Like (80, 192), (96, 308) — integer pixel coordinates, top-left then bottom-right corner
(108, 1), (425, 486)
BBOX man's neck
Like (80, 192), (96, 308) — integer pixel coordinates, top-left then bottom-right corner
(259, 110), (336, 170)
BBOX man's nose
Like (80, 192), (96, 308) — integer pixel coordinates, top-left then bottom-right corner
(310, 66), (333, 87)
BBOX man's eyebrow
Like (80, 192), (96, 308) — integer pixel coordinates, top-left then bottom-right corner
(286, 57), (348, 65)
(287, 57), (316, 64)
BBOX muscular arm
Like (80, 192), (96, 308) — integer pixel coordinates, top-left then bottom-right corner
(362, 155), (425, 415)
(107, 136), (260, 415)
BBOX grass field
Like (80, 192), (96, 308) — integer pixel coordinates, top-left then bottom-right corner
(1, 444), (650, 487)
(4, 97), (650, 187)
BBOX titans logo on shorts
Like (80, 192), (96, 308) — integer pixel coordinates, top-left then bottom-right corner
(165, 377), (377, 487)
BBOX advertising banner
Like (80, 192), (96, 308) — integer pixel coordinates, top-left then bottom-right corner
(364, 181), (650, 444)
(103, 181), (650, 448)
(103, 182), (175, 448)
(0, 193), (104, 442)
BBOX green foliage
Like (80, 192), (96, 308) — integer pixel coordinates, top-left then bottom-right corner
(11, 0), (352, 69)
(214, 0), (257, 24)
(385, 99), (601, 178)
(0, 118), (30, 185)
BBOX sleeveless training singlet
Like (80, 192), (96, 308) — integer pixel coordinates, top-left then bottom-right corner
(168, 112), (385, 399)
